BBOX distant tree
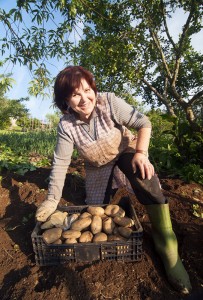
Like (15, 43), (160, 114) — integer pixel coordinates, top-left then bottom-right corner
(46, 112), (61, 129)
(0, 95), (29, 129)
(0, 67), (29, 129)
(16, 115), (30, 130)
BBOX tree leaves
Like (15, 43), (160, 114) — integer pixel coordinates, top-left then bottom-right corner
(0, 0), (202, 131)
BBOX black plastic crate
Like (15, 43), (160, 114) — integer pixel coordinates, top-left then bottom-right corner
(31, 197), (143, 266)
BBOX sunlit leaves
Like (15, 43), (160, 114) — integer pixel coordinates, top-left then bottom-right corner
(0, 0), (202, 129)
(0, 74), (15, 94)
(28, 65), (52, 97)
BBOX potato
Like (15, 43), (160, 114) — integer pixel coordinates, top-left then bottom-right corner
(118, 227), (132, 238)
(93, 232), (107, 243)
(62, 229), (81, 239)
(64, 238), (78, 244)
(87, 206), (105, 216)
(113, 226), (119, 235)
(104, 205), (125, 217)
(42, 228), (63, 244)
(79, 231), (93, 243)
(102, 217), (115, 234)
(41, 220), (54, 230)
(53, 239), (63, 245)
(91, 215), (102, 234)
(93, 232), (108, 243)
(113, 216), (134, 228)
(107, 234), (127, 242)
(100, 214), (108, 219)
(71, 217), (92, 231)
(79, 212), (92, 219)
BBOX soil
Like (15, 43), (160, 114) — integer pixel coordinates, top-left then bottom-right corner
(0, 158), (203, 300)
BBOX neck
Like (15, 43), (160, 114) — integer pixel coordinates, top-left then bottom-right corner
(79, 114), (91, 123)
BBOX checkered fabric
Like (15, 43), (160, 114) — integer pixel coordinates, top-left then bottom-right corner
(60, 93), (135, 203)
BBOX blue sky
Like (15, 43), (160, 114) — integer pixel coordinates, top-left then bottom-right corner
(0, 0), (80, 120)
(0, 1), (203, 120)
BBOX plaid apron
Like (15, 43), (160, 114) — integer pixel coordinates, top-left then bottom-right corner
(61, 93), (136, 203)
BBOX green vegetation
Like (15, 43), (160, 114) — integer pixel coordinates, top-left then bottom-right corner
(0, 88), (30, 130)
(0, 1), (202, 184)
(1, 1), (202, 131)
(0, 130), (56, 175)
(0, 144), (37, 175)
(0, 130), (57, 157)
(0, 110), (202, 185)
(149, 110), (203, 185)
(0, 129), (79, 175)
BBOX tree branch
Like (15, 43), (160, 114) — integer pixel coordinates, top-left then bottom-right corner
(171, 57), (181, 87)
(0, 12), (26, 50)
(170, 86), (200, 129)
(142, 78), (164, 100)
(188, 90), (203, 106)
(178, 3), (195, 56)
(160, 0), (177, 51)
(149, 28), (172, 79)
(171, 3), (195, 88)
(163, 76), (168, 99)
(141, 78), (176, 116)
(170, 86), (187, 107)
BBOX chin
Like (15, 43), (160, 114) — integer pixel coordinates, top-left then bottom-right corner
(83, 108), (93, 115)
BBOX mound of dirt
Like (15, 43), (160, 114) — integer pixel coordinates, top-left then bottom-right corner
(0, 159), (202, 300)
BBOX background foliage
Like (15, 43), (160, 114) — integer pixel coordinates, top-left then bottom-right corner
(1, 0), (202, 131)
(0, 1), (202, 184)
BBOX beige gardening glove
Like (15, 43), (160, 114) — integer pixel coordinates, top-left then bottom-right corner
(35, 198), (59, 222)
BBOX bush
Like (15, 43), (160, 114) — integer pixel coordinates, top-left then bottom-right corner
(148, 110), (203, 183)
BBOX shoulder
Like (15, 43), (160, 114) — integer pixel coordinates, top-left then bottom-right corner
(96, 92), (116, 106)
(98, 92), (115, 100)
(60, 111), (75, 122)
(60, 114), (69, 126)
(59, 112), (75, 132)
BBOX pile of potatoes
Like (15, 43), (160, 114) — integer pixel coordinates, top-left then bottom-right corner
(41, 204), (135, 245)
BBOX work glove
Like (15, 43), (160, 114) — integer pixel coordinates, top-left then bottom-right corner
(35, 198), (59, 222)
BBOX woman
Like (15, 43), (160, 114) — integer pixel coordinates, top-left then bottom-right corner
(36, 66), (191, 294)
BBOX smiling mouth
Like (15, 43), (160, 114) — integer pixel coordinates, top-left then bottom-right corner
(79, 103), (89, 109)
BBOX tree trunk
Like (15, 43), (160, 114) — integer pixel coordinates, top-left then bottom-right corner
(170, 86), (201, 132)
(185, 105), (201, 132)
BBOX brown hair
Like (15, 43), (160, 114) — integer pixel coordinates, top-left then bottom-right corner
(54, 66), (97, 113)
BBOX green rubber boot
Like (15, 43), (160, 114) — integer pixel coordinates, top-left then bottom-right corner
(146, 204), (192, 294)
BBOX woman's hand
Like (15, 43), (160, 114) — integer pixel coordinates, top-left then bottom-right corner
(35, 198), (59, 222)
(131, 153), (155, 180)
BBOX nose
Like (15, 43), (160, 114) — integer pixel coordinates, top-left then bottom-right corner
(80, 92), (87, 102)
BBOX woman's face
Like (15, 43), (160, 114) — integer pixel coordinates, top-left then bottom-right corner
(68, 79), (96, 121)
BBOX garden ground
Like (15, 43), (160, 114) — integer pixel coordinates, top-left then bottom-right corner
(0, 158), (203, 300)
